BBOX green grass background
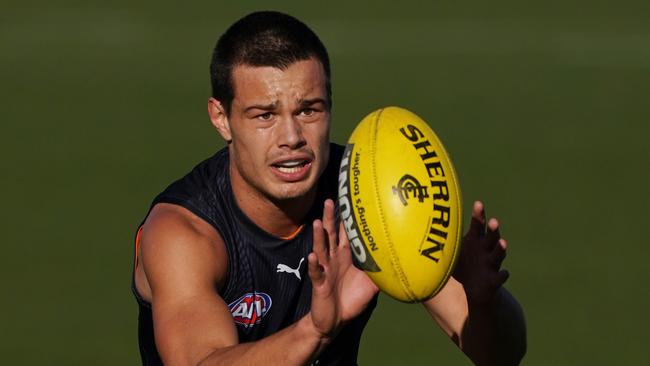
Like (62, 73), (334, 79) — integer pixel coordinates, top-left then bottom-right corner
(2, 0), (649, 364)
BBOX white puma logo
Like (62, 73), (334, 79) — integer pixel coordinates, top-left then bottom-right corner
(276, 257), (305, 280)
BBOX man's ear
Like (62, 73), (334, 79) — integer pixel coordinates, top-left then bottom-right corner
(208, 97), (232, 142)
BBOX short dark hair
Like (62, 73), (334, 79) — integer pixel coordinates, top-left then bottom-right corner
(210, 11), (331, 115)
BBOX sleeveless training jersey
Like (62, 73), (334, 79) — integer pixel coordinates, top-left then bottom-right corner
(132, 143), (377, 365)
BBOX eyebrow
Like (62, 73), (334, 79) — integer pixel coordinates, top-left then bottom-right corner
(298, 98), (328, 108)
(243, 98), (328, 113)
(244, 101), (278, 113)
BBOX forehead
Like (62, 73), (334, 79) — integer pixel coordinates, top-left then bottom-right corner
(230, 58), (327, 106)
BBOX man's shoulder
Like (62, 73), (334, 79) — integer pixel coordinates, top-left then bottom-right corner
(145, 203), (220, 239)
(137, 202), (228, 302)
(140, 146), (231, 236)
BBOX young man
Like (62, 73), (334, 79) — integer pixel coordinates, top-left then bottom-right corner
(132, 11), (526, 366)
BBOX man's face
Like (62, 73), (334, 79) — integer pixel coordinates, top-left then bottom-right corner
(221, 58), (330, 203)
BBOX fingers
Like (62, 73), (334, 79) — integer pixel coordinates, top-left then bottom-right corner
(312, 219), (329, 265)
(338, 221), (350, 250)
(468, 201), (486, 237)
(322, 199), (338, 254)
(308, 252), (325, 286)
(337, 222), (352, 267)
(485, 217), (501, 250)
(489, 238), (507, 268)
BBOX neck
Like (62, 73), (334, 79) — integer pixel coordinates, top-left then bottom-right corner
(230, 167), (316, 238)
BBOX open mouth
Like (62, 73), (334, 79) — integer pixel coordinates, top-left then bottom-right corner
(270, 158), (313, 181)
(272, 159), (310, 173)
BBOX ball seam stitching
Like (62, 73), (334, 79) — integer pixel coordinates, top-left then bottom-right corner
(372, 107), (417, 302)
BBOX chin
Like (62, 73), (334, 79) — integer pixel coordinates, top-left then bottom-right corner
(268, 178), (319, 202)
(273, 185), (312, 201)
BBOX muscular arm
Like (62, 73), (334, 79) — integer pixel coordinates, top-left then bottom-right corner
(138, 200), (377, 366)
(139, 204), (326, 366)
(422, 201), (526, 365)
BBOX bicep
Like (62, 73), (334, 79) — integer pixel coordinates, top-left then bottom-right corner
(422, 277), (468, 344)
(140, 205), (237, 365)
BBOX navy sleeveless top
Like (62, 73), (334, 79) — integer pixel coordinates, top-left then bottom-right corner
(132, 143), (377, 365)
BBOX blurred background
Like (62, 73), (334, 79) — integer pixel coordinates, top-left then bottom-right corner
(2, 0), (649, 364)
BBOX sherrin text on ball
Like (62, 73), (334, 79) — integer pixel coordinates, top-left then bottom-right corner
(338, 106), (462, 302)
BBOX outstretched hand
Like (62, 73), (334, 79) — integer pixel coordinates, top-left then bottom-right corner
(308, 199), (379, 339)
(453, 201), (510, 305)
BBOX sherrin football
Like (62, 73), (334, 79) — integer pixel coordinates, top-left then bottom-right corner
(338, 106), (462, 302)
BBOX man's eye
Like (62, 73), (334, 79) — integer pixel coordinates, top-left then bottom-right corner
(300, 108), (315, 116)
(257, 112), (273, 121)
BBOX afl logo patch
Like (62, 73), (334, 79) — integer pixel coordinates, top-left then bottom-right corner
(228, 292), (272, 328)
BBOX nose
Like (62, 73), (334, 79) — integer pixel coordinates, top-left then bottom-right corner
(277, 115), (306, 149)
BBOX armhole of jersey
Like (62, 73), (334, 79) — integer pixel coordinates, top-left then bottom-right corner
(134, 226), (143, 271)
(132, 225), (151, 307)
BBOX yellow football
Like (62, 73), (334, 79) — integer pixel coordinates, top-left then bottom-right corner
(338, 106), (463, 302)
